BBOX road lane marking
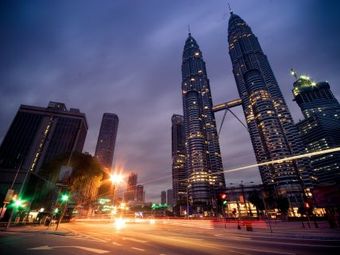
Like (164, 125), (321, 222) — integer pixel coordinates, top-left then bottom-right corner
(81, 235), (107, 243)
(214, 234), (251, 240)
(112, 242), (122, 246)
(229, 249), (251, 255)
(131, 247), (145, 251)
(122, 237), (147, 243)
(28, 245), (110, 254)
(223, 245), (295, 255)
(229, 238), (340, 248)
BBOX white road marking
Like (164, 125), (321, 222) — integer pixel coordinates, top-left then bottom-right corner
(214, 234), (251, 240)
(223, 245), (295, 255)
(131, 247), (145, 251)
(229, 250), (251, 255)
(78, 234), (107, 243)
(28, 245), (110, 254)
(112, 241), (122, 246)
(123, 237), (147, 243)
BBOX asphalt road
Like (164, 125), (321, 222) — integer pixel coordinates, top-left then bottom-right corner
(1, 219), (340, 255)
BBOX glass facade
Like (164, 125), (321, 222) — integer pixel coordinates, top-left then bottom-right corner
(181, 33), (226, 213)
(228, 12), (311, 206)
(0, 102), (87, 202)
(171, 114), (187, 210)
(95, 113), (119, 169)
(294, 76), (340, 185)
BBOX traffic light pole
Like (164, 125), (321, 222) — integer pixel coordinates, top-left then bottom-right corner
(55, 202), (67, 231)
(5, 162), (30, 230)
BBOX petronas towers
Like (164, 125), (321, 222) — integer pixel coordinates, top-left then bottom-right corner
(173, 10), (310, 215)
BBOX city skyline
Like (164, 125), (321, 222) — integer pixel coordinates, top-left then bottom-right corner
(1, 0), (340, 202)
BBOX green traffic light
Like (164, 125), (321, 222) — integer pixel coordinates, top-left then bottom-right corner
(223, 201), (227, 206)
(61, 194), (69, 202)
(14, 199), (25, 208)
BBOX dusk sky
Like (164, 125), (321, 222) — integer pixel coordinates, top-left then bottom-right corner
(1, 0), (339, 202)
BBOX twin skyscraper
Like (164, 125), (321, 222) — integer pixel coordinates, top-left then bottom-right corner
(172, 11), (311, 215)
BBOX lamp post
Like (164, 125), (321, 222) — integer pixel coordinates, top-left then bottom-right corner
(110, 173), (124, 218)
(110, 173), (124, 203)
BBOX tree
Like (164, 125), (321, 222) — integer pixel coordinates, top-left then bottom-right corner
(276, 195), (289, 219)
(39, 152), (104, 210)
(248, 190), (265, 217)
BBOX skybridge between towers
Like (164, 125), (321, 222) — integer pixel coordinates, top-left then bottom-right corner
(212, 98), (248, 133)
(212, 98), (242, 112)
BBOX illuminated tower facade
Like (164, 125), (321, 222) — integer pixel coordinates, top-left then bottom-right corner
(293, 74), (340, 184)
(182, 33), (226, 213)
(228, 12), (311, 204)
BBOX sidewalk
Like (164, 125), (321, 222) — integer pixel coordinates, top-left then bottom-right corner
(165, 218), (340, 240)
(214, 219), (340, 240)
(0, 224), (74, 236)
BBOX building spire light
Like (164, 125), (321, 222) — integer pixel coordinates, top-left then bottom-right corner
(290, 68), (298, 79)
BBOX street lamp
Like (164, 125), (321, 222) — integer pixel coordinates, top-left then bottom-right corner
(109, 173), (124, 216)
(110, 174), (124, 185)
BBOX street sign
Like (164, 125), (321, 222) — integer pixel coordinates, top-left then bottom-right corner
(59, 166), (73, 182)
(4, 189), (15, 203)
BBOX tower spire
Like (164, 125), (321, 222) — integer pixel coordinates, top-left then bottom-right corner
(227, 2), (233, 14)
(290, 68), (298, 80)
(188, 24), (191, 35)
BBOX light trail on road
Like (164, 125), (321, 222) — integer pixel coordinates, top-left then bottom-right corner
(140, 146), (340, 185)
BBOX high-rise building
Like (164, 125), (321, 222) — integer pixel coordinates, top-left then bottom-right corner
(95, 113), (119, 169)
(136, 184), (145, 203)
(0, 101), (87, 202)
(181, 33), (226, 213)
(124, 172), (137, 201)
(95, 113), (119, 197)
(171, 114), (186, 211)
(161, 191), (166, 204)
(227, 12), (311, 205)
(167, 189), (174, 206)
(293, 74), (340, 184)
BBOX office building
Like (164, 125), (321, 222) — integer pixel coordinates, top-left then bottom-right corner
(171, 114), (186, 211)
(0, 101), (87, 202)
(95, 113), (119, 197)
(124, 172), (137, 201)
(167, 189), (174, 206)
(293, 74), (340, 184)
(161, 191), (166, 204)
(136, 184), (145, 203)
